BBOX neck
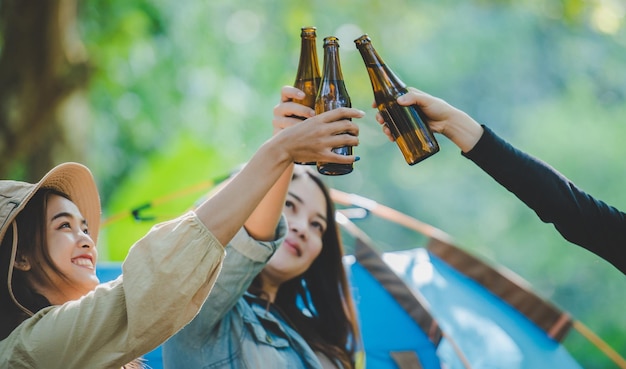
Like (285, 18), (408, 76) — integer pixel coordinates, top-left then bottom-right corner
(257, 272), (282, 303)
(31, 281), (83, 306)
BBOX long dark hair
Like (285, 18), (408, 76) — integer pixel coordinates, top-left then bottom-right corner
(250, 169), (360, 368)
(0, 188), (65, 340)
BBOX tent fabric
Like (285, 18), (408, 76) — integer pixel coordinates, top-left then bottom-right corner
(348, 259), (442, 369)
(353, 237), (442, 345)
(339, 210), (583, 369)
(426, 237), (572, 341)
(388, 246), (584, 369)
(332, 189), (587, 368)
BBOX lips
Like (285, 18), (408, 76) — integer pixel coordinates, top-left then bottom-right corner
(283, 239), (302, 257)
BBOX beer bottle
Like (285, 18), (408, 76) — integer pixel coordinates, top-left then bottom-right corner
(354, 34), (439, 165)
(316, 36), (354, 176)
(293, 26), (322, 165)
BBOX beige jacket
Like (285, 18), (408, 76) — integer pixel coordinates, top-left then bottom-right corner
(0, 212), (225, 369)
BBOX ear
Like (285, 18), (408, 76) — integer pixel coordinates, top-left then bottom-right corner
(14, 255), (31, 271)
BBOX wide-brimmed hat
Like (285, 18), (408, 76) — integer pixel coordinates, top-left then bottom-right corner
(0, 162), (101, 315)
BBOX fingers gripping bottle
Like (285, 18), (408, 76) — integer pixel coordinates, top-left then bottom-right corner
(293, 27), (322, 165)
(355, 34), (439, 165)
(315, 36), (354, 176)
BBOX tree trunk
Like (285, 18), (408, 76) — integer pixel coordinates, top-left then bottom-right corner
(0, 0), (91, 181)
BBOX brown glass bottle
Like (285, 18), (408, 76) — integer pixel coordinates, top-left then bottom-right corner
(354, 34), (439, 165)
(315, 36), (353, 176)
(293, 27), (322, 165)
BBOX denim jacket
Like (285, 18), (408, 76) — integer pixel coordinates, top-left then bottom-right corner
(162, 217), (326, 369)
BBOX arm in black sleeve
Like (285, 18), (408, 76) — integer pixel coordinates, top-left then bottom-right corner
(462, 125), (626, 274)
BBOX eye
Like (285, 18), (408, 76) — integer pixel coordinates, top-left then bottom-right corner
(285, 199), (295, 210)
(58, 222), (71, 230)
(83, 227), (90, 235)
(311, 220), (326, 235)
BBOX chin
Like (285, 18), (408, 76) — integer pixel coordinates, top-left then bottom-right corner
(80, 278), (100, 294)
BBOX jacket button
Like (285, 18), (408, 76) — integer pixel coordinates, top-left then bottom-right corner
(266, 335), (272, 343)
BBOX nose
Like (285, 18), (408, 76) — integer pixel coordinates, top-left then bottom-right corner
(289, 217), (308, 240)
(78, 232), (96, 249)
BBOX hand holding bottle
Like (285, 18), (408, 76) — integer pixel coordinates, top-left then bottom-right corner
(273, 86), (316, 135)
(355, 34), (438, 166)
(374, 87), (484, 153)
(271, 93), (363, 165)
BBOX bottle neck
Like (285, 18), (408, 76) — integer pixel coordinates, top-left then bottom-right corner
(297, 38), (319, 76)
(357, 42), (383, 67)
(322, 44), (344, 81)
(357, 42), (407, 95)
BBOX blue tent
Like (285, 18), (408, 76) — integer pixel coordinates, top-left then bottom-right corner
(331, 189), (618, 369)
(340, 215), (582, 369)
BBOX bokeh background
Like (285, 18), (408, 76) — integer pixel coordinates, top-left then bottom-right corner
(1, 0), (624, 366)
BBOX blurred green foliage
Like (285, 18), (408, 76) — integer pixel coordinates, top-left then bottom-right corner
(76, 0), (625, 366)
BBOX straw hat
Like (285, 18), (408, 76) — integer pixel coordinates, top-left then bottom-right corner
(0, 162), (101, 315)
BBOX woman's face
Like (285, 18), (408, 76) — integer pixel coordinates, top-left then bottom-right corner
(265, 174), (327, 283)
(33, 194), (99, 304)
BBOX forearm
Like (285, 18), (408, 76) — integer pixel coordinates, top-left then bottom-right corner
(244, 164), (293, 241)
(464, 126), (580, 217)
(464, 126), (626, 272)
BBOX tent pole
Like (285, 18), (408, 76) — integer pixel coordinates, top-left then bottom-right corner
(572, 320), (626, 368)
(330, 188), (455, 244)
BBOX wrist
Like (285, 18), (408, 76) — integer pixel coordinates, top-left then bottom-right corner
(444, 111), (484, 153)
(262, 133), (294, 165)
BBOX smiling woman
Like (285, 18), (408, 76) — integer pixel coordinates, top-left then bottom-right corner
(12, 189), (100, 306)
(0, 163), (224, 369)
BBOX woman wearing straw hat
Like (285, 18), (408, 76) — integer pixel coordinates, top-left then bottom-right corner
(0, 106), (362, 369)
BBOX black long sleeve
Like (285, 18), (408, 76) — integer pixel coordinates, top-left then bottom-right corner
(463, 126), (626, 274)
